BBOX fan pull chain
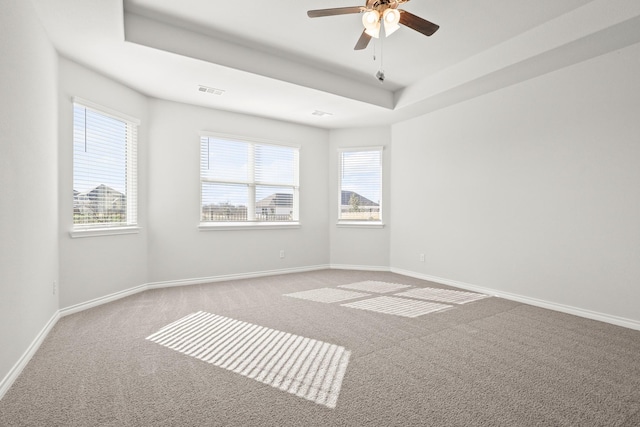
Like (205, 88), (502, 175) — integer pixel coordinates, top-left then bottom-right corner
(375, 35), (385, 83)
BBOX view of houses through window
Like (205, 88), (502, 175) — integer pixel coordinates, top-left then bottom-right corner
(72, 102), (138, 228)
(200, 136), (299, 223)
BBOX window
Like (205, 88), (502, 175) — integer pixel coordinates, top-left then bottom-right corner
(72, 99), (138, 234)
(200, 135), (299, 226)
(338, 147), (383, 225)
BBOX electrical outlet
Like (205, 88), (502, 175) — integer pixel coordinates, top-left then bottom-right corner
(420, 253), (425, 263)
(53, 281), (57, 295)
(280, 250), (285, 259)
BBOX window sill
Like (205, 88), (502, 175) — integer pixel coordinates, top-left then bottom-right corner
(199, 222), (301, 231)
(69, 226), (141, 238)
(336, 221), (385, 229)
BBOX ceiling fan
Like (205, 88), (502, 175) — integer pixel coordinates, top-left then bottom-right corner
(307, 0), (439, 50)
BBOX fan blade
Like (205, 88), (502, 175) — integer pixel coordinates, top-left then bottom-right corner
(354, 30), (372, 50)
(399, 10), (439, 36)
(307, 7), (363, 18)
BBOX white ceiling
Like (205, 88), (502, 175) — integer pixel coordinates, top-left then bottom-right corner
(31, 0), (640, 128)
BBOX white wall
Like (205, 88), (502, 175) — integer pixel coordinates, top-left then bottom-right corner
(147, 99), (330, 283)
(0, 0), (59, 391)
(57, 58), (149, 308)
(329, 127), (391, 269)
(391, 43), (640, 322)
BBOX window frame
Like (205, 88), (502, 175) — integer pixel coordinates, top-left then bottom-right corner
(337, 146), (384, 228)
(70, 97), (140, 238)
(198, 132), (301, 231)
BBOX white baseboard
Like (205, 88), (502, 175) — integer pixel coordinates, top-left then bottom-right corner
(59, 283), (148, 317)
(59, 264), (331, 316)
(330, 264), (390, 272)
(0, 310), (60, 400)
(391, 267), (640, 331)
(146, 264), (331, 290)
(58, 264), (640, 331)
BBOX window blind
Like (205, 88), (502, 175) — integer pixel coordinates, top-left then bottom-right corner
(73, 102), (138, 228)
(200, 136), (299, 223)
(339, 148), (382, 221)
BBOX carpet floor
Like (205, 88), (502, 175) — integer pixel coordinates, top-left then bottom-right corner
(1, 269), (639, 426)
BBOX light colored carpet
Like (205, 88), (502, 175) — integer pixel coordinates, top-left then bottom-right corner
(1, 269), (639, 426)
(283, 287), (369, 303)
(337, 280), (412, 293)
(341, 295), (453, 318)
(396, 287), (490, 304)
(146, 311), (350, 409)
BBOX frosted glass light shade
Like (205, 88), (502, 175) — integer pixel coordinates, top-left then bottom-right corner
(383, 9), (400, 36)
(362, 10), (380, 38)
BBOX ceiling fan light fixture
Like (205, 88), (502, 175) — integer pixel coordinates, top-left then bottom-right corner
(382, 9), (400, 36)
(306, 2), (440, 50)
(362, 10), (380, 38)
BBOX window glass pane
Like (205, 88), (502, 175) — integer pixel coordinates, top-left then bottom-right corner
(201, 138), (249, 183)
(255, 144), (295, 185)
(340, 149), (382, 221)
(256, 186), (294, 221)
(73, 104), (136, 227)
(201, 182), (248, 221)
(200, 136), (299, 223)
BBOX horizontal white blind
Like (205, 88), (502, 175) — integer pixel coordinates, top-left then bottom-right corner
(73, 103), (137, 228)
(339, 148), (382, 221)
(201, 136), (299, 222)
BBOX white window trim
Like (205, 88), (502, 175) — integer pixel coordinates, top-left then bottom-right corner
(198, 222), (300, 231)
(337, 146), (384, 228)
(336, 221), (385, 228)
(69, 226), (141, 239)
(71, 97), (140, 235)
(72, 97), (141, 125)
(199, 132), (301, 229)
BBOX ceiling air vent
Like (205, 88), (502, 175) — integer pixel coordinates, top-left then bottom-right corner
(198, 85), (225, 96)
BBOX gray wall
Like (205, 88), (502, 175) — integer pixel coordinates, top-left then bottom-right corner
(57, 58), (149, 309)
(329, 127), (391, 269)
(390, 42), (640, 322)
(0, 0), (59, 391)
(146, 99), (330, 283)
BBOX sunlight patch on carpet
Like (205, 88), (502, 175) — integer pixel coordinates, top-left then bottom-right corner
(146, 311), (350, 409)
(338, 281), (412, 294)
(283, 287), (370, 303)
(341, 296), (452, 318)
(396, 287), (489, 304)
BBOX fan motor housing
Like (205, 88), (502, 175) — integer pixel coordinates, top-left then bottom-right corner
(368, 0), (404, 12)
